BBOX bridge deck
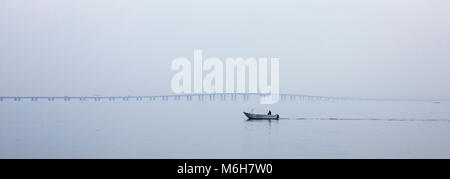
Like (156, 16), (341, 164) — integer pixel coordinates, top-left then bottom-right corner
(0, 93), (446, 102)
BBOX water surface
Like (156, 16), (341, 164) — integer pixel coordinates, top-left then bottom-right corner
(1, 99), (449, 158)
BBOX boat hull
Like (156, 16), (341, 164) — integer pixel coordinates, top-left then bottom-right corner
(243, 112), (279, 120)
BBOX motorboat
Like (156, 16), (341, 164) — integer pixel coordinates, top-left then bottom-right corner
(243, 112), (279, 120)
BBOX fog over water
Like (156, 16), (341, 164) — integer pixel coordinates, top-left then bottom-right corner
(1, 1), (450, 158)
(1, 0), (450, 99)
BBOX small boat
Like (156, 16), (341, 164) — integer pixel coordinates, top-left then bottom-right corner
(243, 112), (279, 120)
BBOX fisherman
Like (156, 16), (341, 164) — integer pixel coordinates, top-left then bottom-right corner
(268, 110), (272, 115)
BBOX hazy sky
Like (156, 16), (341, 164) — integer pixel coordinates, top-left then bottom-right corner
(1, 0), (449, 99)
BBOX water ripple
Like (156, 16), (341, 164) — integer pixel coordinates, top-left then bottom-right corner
(288, 118), (450, 122)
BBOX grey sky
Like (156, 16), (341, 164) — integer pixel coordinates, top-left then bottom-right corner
(1, 0), (449, 99)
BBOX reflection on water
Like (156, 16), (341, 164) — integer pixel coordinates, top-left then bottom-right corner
(245, 119), (280, 123)
(244, 119), (279, 134)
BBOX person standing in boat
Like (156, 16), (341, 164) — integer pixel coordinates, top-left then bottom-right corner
(268, 110), (272, 115)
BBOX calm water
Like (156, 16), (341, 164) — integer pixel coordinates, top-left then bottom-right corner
(1, 99), (450, 158)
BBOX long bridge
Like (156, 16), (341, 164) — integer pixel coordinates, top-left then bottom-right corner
(0, 93), (446, 103)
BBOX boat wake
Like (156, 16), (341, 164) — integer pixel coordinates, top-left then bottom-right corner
(282, 118), (450, 122)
